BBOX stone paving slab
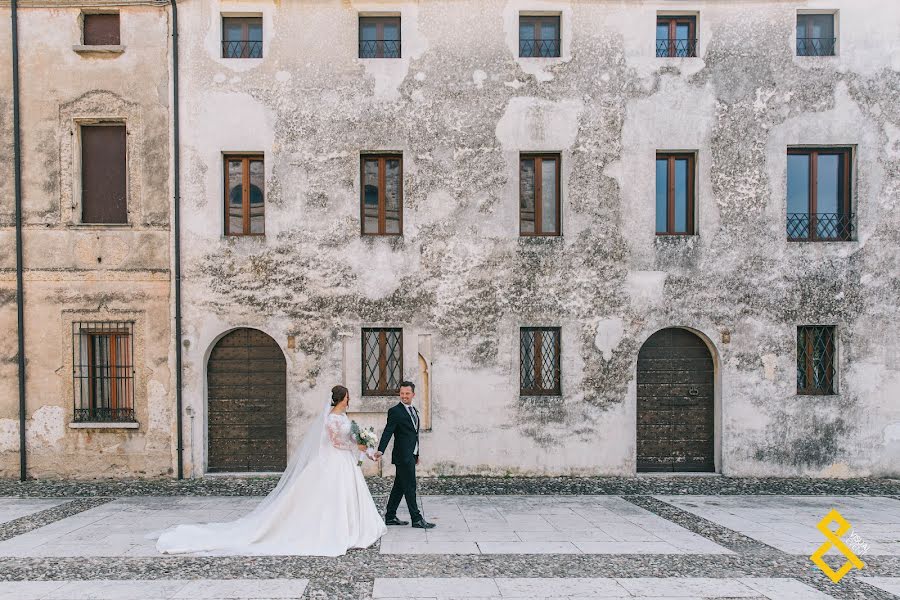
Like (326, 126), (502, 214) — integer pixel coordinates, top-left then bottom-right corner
(0, 579), (309, 600)
(380, 497), (730, 556)
(658, 495), (900, 555)
(371, 577), (835, 599)
(0, 499), (69, 525)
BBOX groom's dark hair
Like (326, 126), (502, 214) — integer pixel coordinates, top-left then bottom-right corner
(399, 381), (415, 392)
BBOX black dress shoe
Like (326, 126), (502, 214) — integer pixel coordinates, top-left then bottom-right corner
(385, 517), (409, 526)
(411, 518), (436, 529)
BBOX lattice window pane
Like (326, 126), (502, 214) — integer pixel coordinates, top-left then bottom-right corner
(520, 330), (536, 390)
(362, 328), (403, 395)
(363, 330), (381, 391)
(797, 326), (836, 395)
(520, 327), (560, 395)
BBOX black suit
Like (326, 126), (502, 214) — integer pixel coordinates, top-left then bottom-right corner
(378, 402), (421, 522)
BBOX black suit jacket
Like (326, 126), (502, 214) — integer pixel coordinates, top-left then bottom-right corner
(377, 402), (420, 465)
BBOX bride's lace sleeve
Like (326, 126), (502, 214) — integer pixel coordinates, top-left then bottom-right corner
(326, 416), (356, 451)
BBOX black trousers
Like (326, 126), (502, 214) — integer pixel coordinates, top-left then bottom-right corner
(385, 458), (421, 522)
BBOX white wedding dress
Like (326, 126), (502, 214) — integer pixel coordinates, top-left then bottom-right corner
(155, 406), (386, 556)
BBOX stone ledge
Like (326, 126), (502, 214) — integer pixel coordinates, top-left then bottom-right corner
(68, 422), (139, 430)
(72, 45), (125, 55)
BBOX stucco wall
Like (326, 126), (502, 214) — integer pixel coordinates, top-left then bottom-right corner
(0, 4), (173, 478)
(177, 0), (900, 478)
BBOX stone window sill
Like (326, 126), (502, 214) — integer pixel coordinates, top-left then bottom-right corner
(73, 45), (125, 55)
(70, 222), (132, 229)
(69, 422), (139, 429)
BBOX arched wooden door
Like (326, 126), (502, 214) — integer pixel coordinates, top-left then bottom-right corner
(637, 328), (714, 472)
(207, 328), (286, 473)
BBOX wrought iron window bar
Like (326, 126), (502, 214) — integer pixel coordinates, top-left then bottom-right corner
(222, 40), (263, 58)
(797, 326), (835, 395)
(520, 327), (561, 396)
(787, 213), (854, 241)
(359, 40), (401, 58)
(519, 39), (561, 58)
(796, 37), (836, 56)
(362, 328), (403, 395)
(656, 38), (697, 57)
(72, 321), (136, 423)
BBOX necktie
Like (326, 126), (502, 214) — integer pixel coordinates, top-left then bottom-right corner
(407, 406), (419, 430)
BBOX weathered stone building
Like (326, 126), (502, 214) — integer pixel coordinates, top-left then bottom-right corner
(0, 1), (175, 478)
(3, 0), (899, 479)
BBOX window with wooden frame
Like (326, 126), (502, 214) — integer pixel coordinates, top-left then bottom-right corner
(224, 155), (265, 236)
(656, 15), (696, 57)
(520, 327), (561, 396)
(519, 15), (560, 57)
(520, 154), (561, 236)
(655, 153), (695, 235)
(359, 16), (401, 58)
(797, 326), (836, 395)
(362, 328), (403, 396)
(786, 148), (852, 241)
(222, 16), (263, 58)
(81, 124), (127, 224)
(361, 154), (402, 235)
(796, 13), (836, 56)
(73, 321), (135, 423)
(83, 13), (120, 46)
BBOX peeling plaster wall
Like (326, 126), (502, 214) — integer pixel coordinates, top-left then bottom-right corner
(0, 5), (173, 478)
(179, 0), (898, 477)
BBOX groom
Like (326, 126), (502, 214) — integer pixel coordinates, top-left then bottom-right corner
(374, 381), (436, 529)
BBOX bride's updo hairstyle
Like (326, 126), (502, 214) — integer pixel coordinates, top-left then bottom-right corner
(331, 385), (349, 406)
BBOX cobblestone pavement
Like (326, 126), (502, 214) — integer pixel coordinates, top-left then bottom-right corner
(0, 477), (897, 600)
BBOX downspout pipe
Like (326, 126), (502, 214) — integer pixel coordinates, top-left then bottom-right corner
(170, 0), (184, 479)
(11, 0), (26, 481)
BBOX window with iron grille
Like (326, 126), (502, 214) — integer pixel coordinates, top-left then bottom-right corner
(359, 16), (401, 58)
(361, 155), (402, 235)
(519, 15), (560, 58)
(656, 153), (695, 235)
(222, 16), (262, 58)
(73, 321), (136, 423)
(224, 154), (265, 236)
(520, 154), (561, 236)
(520, 327), (561, 396)
(786, 148), (852, 241)
(83, 13), (120, 46)
(796, 13), (836, 56)
(362, 328), (403, 396)
(656, 15), (696, 57)
(797, 326), (836, 395)
(81, 124), (127, 224)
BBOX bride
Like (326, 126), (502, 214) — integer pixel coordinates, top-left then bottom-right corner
(156, 385), (387, 556)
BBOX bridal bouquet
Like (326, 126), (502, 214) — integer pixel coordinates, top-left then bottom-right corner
(350, 421), (378, 466)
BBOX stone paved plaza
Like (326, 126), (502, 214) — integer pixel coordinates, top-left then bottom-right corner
(0, 477), (898, 600)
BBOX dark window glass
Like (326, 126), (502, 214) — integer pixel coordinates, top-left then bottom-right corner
(786, 148), (852, 241)
(519, 15), (560, 57)
(222, 16), (263, 58)
(83, 14), (120, 45)
(797, 14), (835, 56)
(361, 155), (403, 235)
(82, 125), (127, 224)
(359, 17), (401, 58)
(520, 327), (561, 396)
(520, 154), (560, 236)
(224, 155), (265, 236)
(656, 15), (696, 57)
(797, 326), (836, 395)
(73, 321), (135, 423)
(362, 328), (403, 395)
(655, 153), (694, 235)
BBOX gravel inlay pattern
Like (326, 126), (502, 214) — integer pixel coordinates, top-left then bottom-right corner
(0, 497), (113, 543)
(1, 477), (899, 498)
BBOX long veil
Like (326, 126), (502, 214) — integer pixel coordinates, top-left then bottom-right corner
(154, 400), (332, 554)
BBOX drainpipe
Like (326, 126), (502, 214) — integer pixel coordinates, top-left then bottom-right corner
(170, 0), (184, 479)
(11, 0), (26, 481)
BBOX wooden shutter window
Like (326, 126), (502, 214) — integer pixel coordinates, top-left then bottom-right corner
(81, 125), (128, 224)
(83, 14), (120, 45)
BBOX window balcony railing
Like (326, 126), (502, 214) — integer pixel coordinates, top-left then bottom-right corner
(222, 40), (263, 58)
(796, 37), (836, 56)
(359, 39), (401, 58)
(787, 213), (854, 241)
(74, 407), (136, 423)
(656, 38), (697, 57)
(519, 38), (561, 58)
